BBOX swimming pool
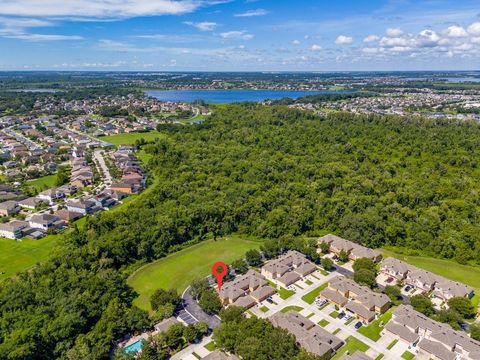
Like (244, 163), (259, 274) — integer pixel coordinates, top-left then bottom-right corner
(124, 339), (144, 353)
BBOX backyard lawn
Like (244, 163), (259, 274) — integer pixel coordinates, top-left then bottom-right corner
(128, 236), (261, 311)
(0, 216), (87, 282)
(358, 307), (395, 341)
(301, 282), (328, 304)
(379, 248), (480, 292)
(332, 336), (370, 360)
(26, 174), (56, 192)
(99, 130), (165, 146)
(0, 234), (58, 281)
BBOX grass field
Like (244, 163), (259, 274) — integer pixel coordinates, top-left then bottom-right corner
(332, 336), (370, 360)
(99, 131), (165, 146)
(135, 150), (153, 164)
(318, 319), (329, 327)
(0, 215), (86, 282)
(301, 282), (328, 304)
(0, 235), (58, 281)
(26, 174), (56, 192)
(401, 351), (415, 360)
(379, 248), (480, 292)
(358, 307), (394, 341)
(128, 236), (262, 311)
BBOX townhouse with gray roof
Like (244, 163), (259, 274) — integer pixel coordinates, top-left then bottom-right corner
(384, 304), (480, 360)
(318, 234), (382, 262)
(320, 275), (390, 323)
(0, 200), (20, 217)
(269, 311), (343, 358)
(261, 250), (317, 287)
(218, 269), (276, 309)
(379, 257), (474, 301)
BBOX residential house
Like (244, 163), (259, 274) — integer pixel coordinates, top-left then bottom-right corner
(384, 305), (480, 360)
(66, 199), (99, 215)
(0, 201), (20, 217)
(380, 257), (474, 301)
(0, 221), (27, 239)
(218, 269), (276, 309)
(261, 250), (317, 287)
(321, 276), (390, 323)
(37, 188), (65, 205)
(111, 182), (135, 194)
(29, 214), (64, 231)
(432, 279), (474, 301)
(18, 197), (45, 210)
(318, 234), (382, 262)
(269, 312), (343, 358)
(54, 209), (83, 223)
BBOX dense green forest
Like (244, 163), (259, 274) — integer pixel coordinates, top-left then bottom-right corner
(2, 105), (480, 359)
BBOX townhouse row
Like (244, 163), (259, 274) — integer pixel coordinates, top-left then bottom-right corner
(318, 234), (383, 263)
(380, 257), (474, 301)
(385, 305), (480, 360)
(320, 275), (391, 323)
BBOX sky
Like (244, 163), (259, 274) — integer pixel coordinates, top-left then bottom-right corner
(0, 0), (479, 71)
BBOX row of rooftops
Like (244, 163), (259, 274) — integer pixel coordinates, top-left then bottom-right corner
(385, 305), (480, 360)
(218, 269), (276, 308)
(269, 311), (343, 358)
(318, 234), (382, 262)
(380, 257), (474, 299)
(321, 275), (391, 322)
(261, 250), (317, 286)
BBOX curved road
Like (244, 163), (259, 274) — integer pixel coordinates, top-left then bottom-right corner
(182, 286), (221, 329)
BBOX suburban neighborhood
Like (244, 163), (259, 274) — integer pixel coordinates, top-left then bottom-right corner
(118, 234), (480, 360)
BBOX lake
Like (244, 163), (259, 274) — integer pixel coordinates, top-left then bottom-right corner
(145, 89), (352, 103)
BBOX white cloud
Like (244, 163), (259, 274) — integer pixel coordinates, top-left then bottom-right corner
(454, 43), (473, 51)
(472, 37), (480, 44)
(3, 33), (83, 41)
(468, 22), (480, 36)
(311, 44), (322, 51)
(234, 8), (268, 17)
(220, 30), (254, 40)
(363, 34), (379, 43)
(416, 29), (440, 47)
(380, 36), (410, 47)
(184, 21), (217, 31)
(0, 0), (218, 18)
(291, 39), (300, 45)
(444, 25), (468, 38)
(0, 16), (83, 41)
(386, 28), (403, 37)
(335, 35), (353, 45)
(362, 47), (382, 54)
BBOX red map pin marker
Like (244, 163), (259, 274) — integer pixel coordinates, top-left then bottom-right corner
(212, 261), (228, 290)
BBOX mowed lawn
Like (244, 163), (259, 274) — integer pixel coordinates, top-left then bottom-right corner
(27, 174), (56, 192)
(379, 248), (480, 292)
(128, 236), (261, 311)
(0, 235), (58, 281)
(99, 131), (165, 146)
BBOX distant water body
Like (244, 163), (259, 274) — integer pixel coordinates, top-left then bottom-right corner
(145, 89), (352, 103)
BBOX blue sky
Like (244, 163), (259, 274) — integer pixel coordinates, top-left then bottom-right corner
(0, 0), (479, 71)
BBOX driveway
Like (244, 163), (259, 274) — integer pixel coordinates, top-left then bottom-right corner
(182, 286), (221, 330)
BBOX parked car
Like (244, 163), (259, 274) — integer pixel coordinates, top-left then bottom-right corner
(338, 312), (345, 319)
(404, 285), (412, 292)
(386, 277), (394, 283)
(266, 298), (273, 304)
(354, 321), (363, 329)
